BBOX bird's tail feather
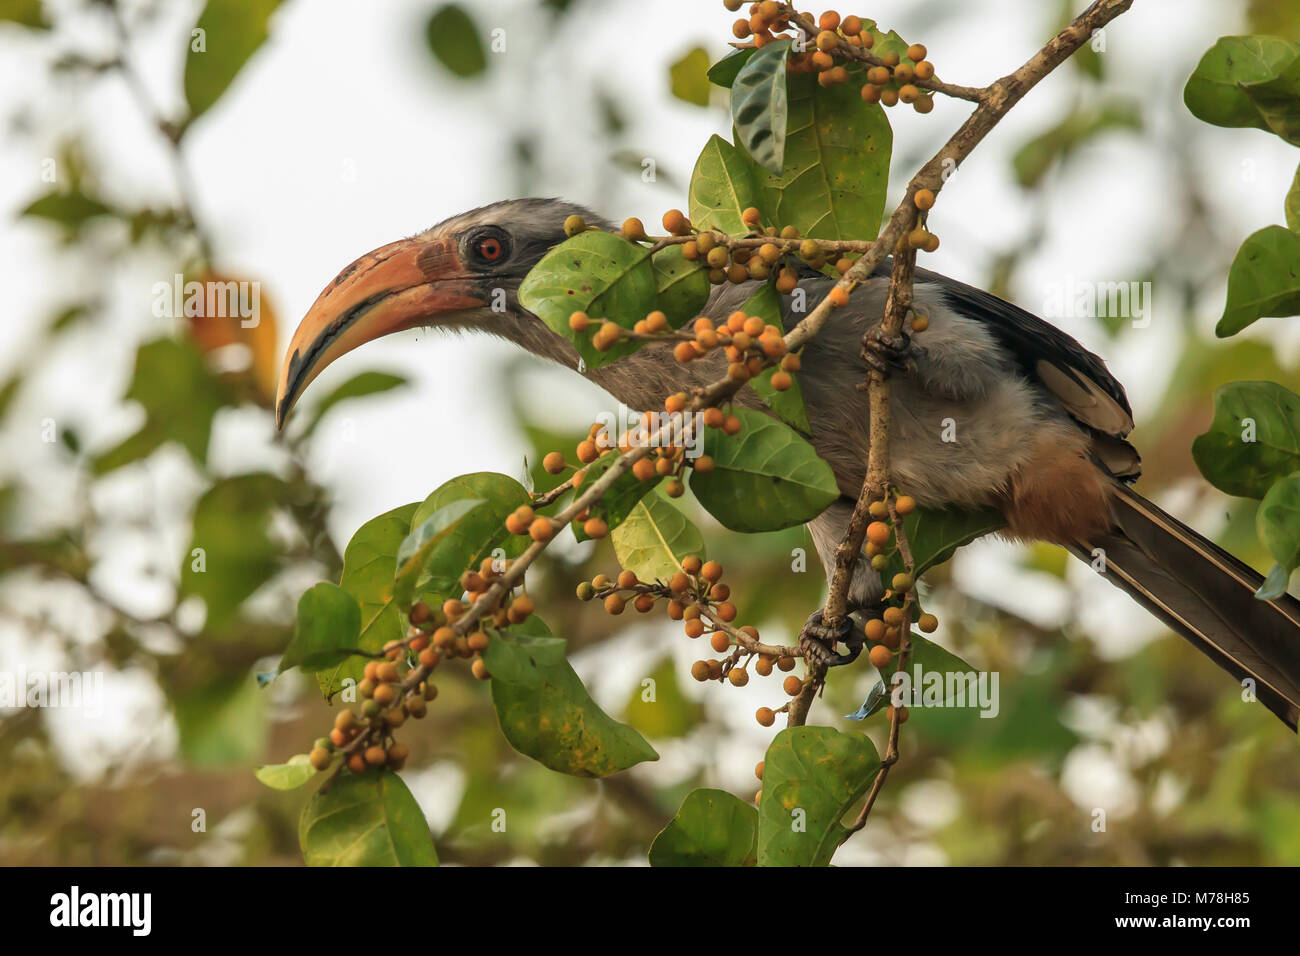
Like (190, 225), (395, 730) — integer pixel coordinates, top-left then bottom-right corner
(1070, 483), (1300, 731)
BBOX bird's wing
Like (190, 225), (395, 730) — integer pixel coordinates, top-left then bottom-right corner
(905, 264), (1136, 440)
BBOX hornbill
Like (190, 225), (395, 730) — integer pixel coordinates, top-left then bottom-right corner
(275, 197), (1300, 731)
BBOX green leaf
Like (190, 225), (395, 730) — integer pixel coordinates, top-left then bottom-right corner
(623, 657), (704, 740)
(279, 582), (363, 675)
(408, 472), (532, 594)
(20, 189), (113, 231)
(707, 47), (755, 88)
(1257, 562), (1291, 601)
(1256, 471), (1300, 593)
(651, 244), (710, 327)
(92, 338), (227, 475)
(303, 371), (408, 436)
(748, 72), (892, 241)
(517, 230), (657, 370)
(1217, 226), (1300, 336)
(612, 492), (705, 583)
(850, 632), (982, 721)
(741, 283), (811, 431)
(424, 3), (487, 78)
(689, 407), (839, 532)
(1184, 36), (1300, 145)
(484, 619), (658, 777)
(1192, 381), (1300, 498)
(299, 770), (438, 866)
(688, 134), (762, 236)
(184, 0), (283, 125)
(879, 506), (1005, 587)
(572, 450), (660, 540)
(325, 503), (419, 697)
(731, 39), (790, 174)
(393, 497), (487, 608)
(180, 473), (289, 631)
(255, 754), (318, 791)
(1287, 162), (1300, 233)
(649, 788), (757, 866)
(669, 45), (712, 106)
(172, 673), (268, 767)
(0, 0), (49, 28)
(756, 727), (880, 866)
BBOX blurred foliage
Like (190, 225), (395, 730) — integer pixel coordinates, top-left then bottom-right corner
(0, 0), (1297, 868)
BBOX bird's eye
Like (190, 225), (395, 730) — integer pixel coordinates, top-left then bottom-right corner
(466, 227), (511, 268)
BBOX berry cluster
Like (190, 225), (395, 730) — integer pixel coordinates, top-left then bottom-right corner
(307, 562), (535, 778)
(577, 556), (806, 729)
(854, 492), (940, 724)
(725, 3), (938, 114)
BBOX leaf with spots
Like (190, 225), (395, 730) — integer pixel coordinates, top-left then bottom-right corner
(651, 244), (710, 327)
(649, 788), (757, 866)
(756, 726), (880, 866)
(484, 618), (658, 777)
(299, 770), (438, 866)
(1192, 381), (1300, 499)
(518, 230), (657, 370)
(707, 47), (755, 89)
(730, 39), (790, 174)
(1184, 36), (1300, 145)
(746, 72), (892, 241)
(1216, 226), (1300, 337)
(688, 407), (838, 533)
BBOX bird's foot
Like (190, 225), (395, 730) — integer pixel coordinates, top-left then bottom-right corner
(860, 327), (913, 377)
(799, 607), (865, 668)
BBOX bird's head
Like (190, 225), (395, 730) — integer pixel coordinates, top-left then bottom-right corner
(275, 197), (604, 428)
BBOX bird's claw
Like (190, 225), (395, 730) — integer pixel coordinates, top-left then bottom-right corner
(799, 608), (865, 668)
(861, 327), (913, 376)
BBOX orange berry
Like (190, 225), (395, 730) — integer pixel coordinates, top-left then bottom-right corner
(662, 208), (689, 235)
(869, 644), (893, 669)
(529, 517), (554, 542)
(783, 675), (804, 696)
(866, 521), (891, 546)
(710, 631), (730, 653)
(728, 667), (749, 687)
(685, 618), (706, 639)
(584, 517), (609, 538)
(756, 706), (776, 727)
(471, 659), (491, 680)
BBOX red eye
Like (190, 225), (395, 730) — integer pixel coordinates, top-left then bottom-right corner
(479, 237), (502, 261)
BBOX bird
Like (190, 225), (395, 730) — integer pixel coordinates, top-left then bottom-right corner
(275, 197), (1300, 731)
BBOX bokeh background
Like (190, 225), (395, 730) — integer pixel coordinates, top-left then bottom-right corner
(2, 0), (1299, 865)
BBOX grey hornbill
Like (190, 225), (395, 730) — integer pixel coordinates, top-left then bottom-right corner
(275, 198), (1300, 731)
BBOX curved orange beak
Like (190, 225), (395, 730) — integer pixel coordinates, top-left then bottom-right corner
(275, 234), (484, 428)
